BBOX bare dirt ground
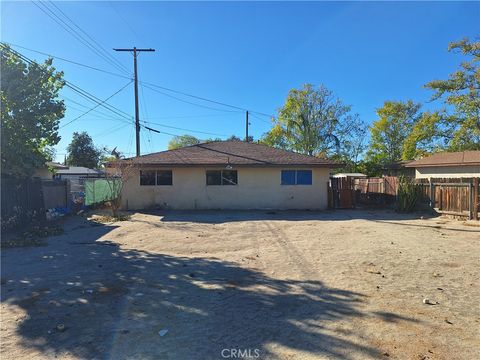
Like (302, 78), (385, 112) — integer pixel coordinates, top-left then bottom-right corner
(1, 210), (479, 360)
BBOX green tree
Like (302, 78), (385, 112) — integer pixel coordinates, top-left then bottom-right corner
(0, 44), (65, 178)
(67, 132), (102, 168)
(425, 38), (480, 151)
(261, 84), (365, 161)
(367, 100), (422, 164)
(167, 135), (201, 149)
(402, 111), (445, 159)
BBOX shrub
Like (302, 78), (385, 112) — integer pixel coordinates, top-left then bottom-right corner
(396, 176), (419, 212)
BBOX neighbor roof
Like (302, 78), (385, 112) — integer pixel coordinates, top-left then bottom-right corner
(405, 151), (480, 168)
(56, 166), (104, 175)
(123, 141), (340, 167)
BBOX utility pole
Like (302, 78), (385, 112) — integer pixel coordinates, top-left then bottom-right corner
(113, 47), (155, 157)
(245, 111), (249, 142)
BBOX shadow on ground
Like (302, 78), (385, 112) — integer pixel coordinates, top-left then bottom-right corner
(1, 216), (416, 359)
(139, 208), (433, 224)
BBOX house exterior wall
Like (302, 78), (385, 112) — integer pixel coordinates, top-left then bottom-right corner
(33, 167), (53, 180)
(415, 166), (480, 179)
(121, 167), (330, 210)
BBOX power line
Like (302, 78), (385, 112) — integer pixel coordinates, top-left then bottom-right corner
(60, 80), (133, 128)
(3, 46), (134, 123)
(46, 0), (129, 74)
(142, 83), (242, 113)
(141, 120), (228, 137)
(32, 1), (128, 74)
(141, 81), (275, 118)
(93, 122), (131, 138)
(61, 96), (129, 121)
(4, 42), (131, 79)
(4, 42), (275, 119)
(108, 2), (143, 43)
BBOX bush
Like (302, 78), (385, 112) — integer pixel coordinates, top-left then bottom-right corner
(396, 176), (419, 212)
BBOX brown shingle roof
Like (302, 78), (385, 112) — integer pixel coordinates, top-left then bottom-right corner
(125, 141), (340, 167)
(405, 151), (480, 168)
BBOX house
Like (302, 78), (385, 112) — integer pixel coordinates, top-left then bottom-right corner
(33, 162), (69, 180)
(113, 141), (340, 210)
(381, 160), (415, 177)
(55, 166), (105, 192)
(405, 151), (480, 179)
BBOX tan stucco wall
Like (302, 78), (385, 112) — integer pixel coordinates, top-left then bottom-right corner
(415, 166), (480, 179)
(121, 167), (330, 210)
(33, 167), (52, 180)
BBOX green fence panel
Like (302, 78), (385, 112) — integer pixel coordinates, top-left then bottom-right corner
(85, 179), (121, 206)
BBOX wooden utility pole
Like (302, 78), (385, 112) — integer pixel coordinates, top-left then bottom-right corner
(245, 111), (249, 142)
(113, 47), (155, 157)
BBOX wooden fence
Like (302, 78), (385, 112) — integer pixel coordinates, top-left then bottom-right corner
(329, 176), (479, 220)
(417, 178), (479, 220)
(353, 176), (398, 205)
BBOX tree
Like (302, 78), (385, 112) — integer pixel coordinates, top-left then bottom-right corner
(402, 111), (445, 159)
(424, 38), (480, 151)
(260, 84), (365, 162)
(66, 132), (102, 168)
(366, 100), (422, 164)
(103, 159), (135, 218)
(168, 135), (201, 150)
(0, 44), (65, 178)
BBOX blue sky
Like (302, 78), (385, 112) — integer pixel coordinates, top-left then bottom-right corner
(2, 1), (479, 161)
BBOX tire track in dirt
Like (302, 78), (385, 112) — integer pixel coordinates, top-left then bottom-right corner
(261, 221), (316, 279)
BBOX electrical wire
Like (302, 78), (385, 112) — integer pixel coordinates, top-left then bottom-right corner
(60, 80), (133, 128)
(141, 120), (228, 137)
(5, 42), (275, 119)
(141, 83), (243, 113)
(47, 1), (129, 74)
(2, 45), (134, 122)
(4, 42), (131, 80)
(32, 1), (129, 74)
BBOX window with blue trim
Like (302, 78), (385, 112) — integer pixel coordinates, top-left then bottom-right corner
(281, 170), (312, 185)
(281, 170), (296, 185)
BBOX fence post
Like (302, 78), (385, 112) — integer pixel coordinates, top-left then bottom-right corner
(468, 181), (473, 220)
(428, 178), (435, 209)
(473, 178), (479, 221)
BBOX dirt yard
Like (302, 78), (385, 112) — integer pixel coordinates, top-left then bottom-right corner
(1, 210), (479, 360)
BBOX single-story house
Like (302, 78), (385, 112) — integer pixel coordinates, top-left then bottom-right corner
(381, 160), (415, 177)
(113, 141), (340, 210)
(405, 151), (480, 179)
(55, 166), (105, 192)
(33, 162), (69, 180)
(332, 173), (367, 179)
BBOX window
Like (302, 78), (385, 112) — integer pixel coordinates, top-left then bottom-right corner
(140, 170), (173, 186)
(140, 170), (156, 186)
(281, 170), (312, 185)
(206, 170), (238, 186)
(281, 170), (296, 185)
(157, 170), (173, 185)
(222, 170), (238, 185)
(296, 170), (312, 185)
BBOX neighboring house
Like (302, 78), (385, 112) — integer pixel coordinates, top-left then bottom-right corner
(113, 141), (340, 210)
(33, 162), (69, 180)
(55, 166), (105, 192)
(381, 160), (415, 177)
(332, 173), (367, 179)
(405, 151), (480, 179)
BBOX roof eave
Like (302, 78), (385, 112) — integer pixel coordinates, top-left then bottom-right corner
(405, 162), (480, 168)
(127, 162), (340, 168)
